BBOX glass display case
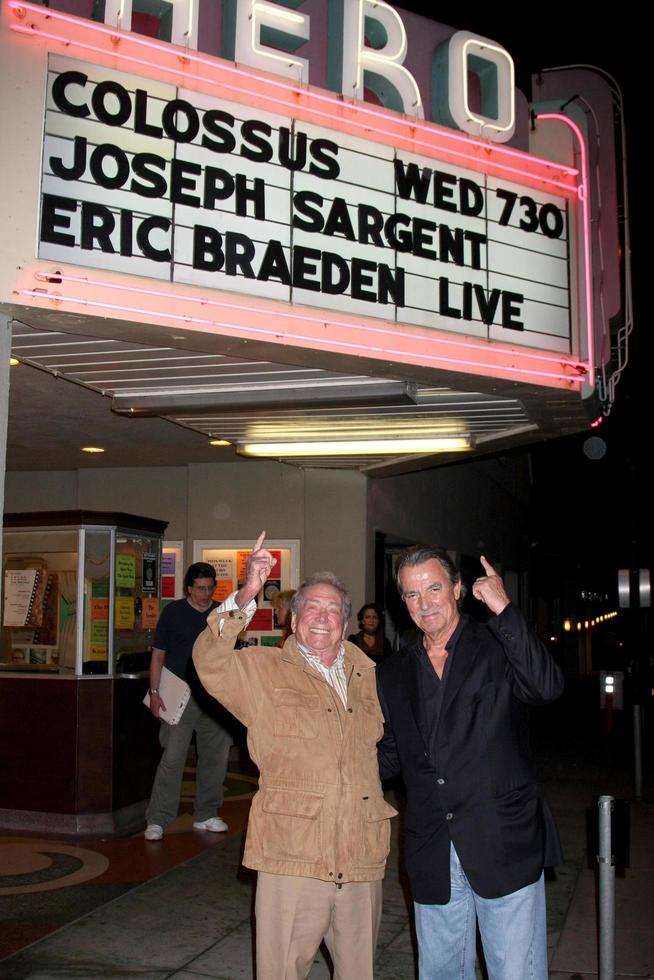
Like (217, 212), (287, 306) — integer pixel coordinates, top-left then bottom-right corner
(0, 512), (168, 835)
(1, 511), (168, 675)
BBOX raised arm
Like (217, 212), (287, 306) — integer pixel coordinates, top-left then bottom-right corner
(474, 556), (563, 704)
(235, 531), (275, 608)
(194, 532), (275, 726)
(471, 555), (511, 616)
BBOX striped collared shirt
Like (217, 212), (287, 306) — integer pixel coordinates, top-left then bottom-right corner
(296, 640), (348, 707)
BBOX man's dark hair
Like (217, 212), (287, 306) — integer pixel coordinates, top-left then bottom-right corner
(184, 562), (217, 591)
(395, 546), (460, 595)
(291, 572), (352, 625)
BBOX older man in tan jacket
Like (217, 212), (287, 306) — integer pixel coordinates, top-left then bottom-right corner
(193, 535), (395, 980)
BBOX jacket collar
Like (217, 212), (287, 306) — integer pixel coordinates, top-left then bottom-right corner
(279, 635), (376, 671)
(439, 615), (482, 719)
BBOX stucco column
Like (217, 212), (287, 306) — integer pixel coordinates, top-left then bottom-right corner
(0, 316), (11, 569)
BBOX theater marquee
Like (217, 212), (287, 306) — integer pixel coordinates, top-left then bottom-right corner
(41, 56), (573, 354)
(2, 0), (624, 398)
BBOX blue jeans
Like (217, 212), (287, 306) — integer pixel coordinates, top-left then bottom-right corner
(414, 844), (547, 980)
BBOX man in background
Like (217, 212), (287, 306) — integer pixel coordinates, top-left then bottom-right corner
(145, 538), (272, 841)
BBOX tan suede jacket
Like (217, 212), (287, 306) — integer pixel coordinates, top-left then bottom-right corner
(193, 609), (396, 883)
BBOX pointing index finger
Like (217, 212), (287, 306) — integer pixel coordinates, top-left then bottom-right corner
(253, 530), (266, 553)
(480, 555), (495, 576)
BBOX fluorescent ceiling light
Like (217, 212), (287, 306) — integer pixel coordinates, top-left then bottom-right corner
(111, 382), (417, 415)
(238, 437), (471, 457)
(81, 446), (105, 454)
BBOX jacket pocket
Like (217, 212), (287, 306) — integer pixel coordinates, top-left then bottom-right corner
(355, 796), (396, 867)
(261, 788), (324, 863)
(357, 698), (385, 745)
(494, 784), (541, 864)
(272, 688), (320, 738)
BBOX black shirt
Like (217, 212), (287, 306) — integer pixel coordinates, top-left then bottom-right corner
(412, 615), (466, 755)
(153, 598), (219, 680)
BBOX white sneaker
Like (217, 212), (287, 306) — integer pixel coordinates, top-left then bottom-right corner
(144, 823), (163, 841)
(193, 816), (228, 833)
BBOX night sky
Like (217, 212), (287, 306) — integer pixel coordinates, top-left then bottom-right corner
(490, 12), (648, 576)
(403, 7), (648, 588)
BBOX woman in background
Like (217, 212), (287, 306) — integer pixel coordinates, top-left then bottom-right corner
(348, 602), (392, 663)
(273, 589), (296, 647)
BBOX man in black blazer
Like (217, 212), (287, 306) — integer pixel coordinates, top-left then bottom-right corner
(377, 545), (563, 980)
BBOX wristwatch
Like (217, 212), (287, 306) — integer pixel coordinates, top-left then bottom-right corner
(148, 687), (158, 696)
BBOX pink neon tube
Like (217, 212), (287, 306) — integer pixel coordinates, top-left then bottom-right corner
(8, 1), (578, 193)
(32, 271), (587, 374)
(21, 285), (582, 385)
(536, 113), (594, 387)
(7, 1), (590, 387)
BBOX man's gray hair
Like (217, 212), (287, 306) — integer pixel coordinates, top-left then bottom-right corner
(395, 545), (461, 595)
(291, 572), (352, 624)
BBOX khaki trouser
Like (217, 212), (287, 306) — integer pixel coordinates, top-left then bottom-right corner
(145, 695), (232, 827)
(255, 871), (383, 980)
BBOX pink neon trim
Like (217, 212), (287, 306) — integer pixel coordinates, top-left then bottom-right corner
(8, 1), (578, 192)
(7, 1), (570, 166)
(32, 271), (586, 373)
(20, 287), (582, 385)
(10, 24), (575, 194)
(536, 113), (594, 386)
(9, 2), (589, 385)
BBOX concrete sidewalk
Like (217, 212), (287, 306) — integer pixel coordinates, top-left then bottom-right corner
(1, 698), (652, 979)
(549, 799), (653, 979)
(1, 795), (652, 979)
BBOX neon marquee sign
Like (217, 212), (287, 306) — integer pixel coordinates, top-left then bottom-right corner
(4, 1), (592, 390)
(101, 0), (517, 142)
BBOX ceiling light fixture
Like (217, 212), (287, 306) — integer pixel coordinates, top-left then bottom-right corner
(81, 446), (105, 453)
(238, 436), (471, 457)
(112, 382), (417, 415)
(209, 439), (231, 446)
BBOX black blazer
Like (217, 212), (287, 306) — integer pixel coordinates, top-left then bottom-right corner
(377, 604), (563, 904)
